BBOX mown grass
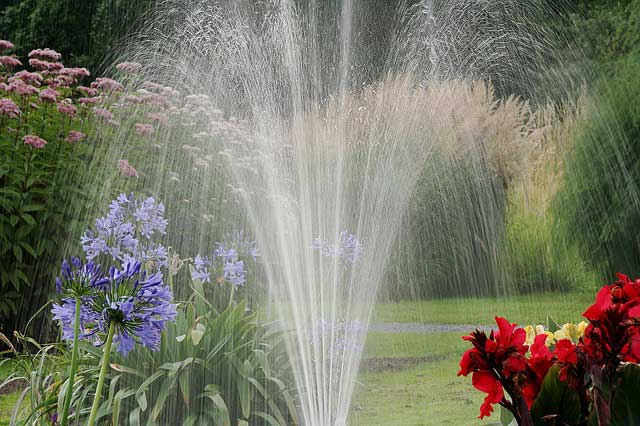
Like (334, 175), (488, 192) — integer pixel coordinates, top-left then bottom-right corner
(351, 358), (490, 426)
(354, 332), (492, 425)
(372, 291), (596, 325)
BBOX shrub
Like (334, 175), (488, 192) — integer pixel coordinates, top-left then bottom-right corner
(553, 53), (640, 280)
(0, 43), (97, 329)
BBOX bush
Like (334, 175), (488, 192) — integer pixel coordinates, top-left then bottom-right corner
(553, 53), (640, 280)
(503, 191), (595, 294)
(0, 44), (96, 328)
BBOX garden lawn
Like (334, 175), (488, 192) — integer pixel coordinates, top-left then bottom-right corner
(353, 332), (493, 425)
(372, 291), (596, 325)
(0, 360), (20, 426)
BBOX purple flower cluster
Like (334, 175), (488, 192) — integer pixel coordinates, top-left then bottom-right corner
(190, 232), (258, 288)
(81, 193), (168, 268)
(312, 231), (364, 264)
(52, 258), (177, 356)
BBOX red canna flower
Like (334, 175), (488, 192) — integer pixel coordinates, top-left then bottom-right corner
(522, 334), (554, 407)
(458, 317), (531, 420)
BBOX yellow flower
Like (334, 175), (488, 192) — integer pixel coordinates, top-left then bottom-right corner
(524, 324), (555, 346)
(553, 321), (588, 343)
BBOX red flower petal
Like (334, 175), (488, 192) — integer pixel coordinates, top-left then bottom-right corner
(583, 286), (613, 321)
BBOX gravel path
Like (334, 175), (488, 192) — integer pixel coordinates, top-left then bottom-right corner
(368, 322), (492, 334)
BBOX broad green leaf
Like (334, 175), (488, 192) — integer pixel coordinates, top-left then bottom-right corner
(530, 366), (581, 426)
(611, 363), (640, 426)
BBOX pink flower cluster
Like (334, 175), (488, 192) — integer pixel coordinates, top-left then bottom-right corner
(23, 134), (47, 149)
(0, 98), (21, 118)
(117, 159), (139, 178)
(116, 62), (143, 74)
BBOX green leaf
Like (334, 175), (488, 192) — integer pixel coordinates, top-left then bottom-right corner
(19, 241), (38, 258)
(530, 366), (582, 426)
(611, 363), (640, 426)
(191, 323), (206, 346)
(20, 213), (36, 226)
(135, 390), (147, 412)
(21, 204), (45, 213)
(500, 406), (516, 426)
(12, 245), (22, 263)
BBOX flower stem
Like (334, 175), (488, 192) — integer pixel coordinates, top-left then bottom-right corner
(87, 321), (115, 426)
(59, 296), (81, 426)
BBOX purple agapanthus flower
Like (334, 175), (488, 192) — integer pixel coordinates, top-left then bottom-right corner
(54, 256), (108, 295)
(81, 193), (169, 268)
(191, 234), (253, 288)
(191, 255), (211, 283)
(312, 230), (364, 264)
(53, 258), (177, 356)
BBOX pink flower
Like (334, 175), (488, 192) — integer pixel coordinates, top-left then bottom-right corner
(8, 81), (39, 96)
(107, 119), (121, 127)
(92, 107), (113, 120)
(78, 97), (99, 105)
(57, 102), (77, 117)
(0, 98), (21, 118)
(117, 159), (138, 177)
(0, 83), (8, 91)
(0, 56), (21, 68)
(60, 67), (90, 79)
(11, 71), (43, 87)
(51, 75), (75, 88)
(116, 62), (142, 74)
(23, 134), (47, 149)
(28, 48), (62, 62)
(39, 88), (60, 103)
(0, 40), (14, 51)
(66, 130), (86, 143)
(134, 123), (154, 137)
(29, 58), (63, 72)
(125, 95), (144, 103)
(77, 86), (98, 97)
(147, 112), (168, 125)
(90, 77), (123, 92)
(141, 81), (164, 92)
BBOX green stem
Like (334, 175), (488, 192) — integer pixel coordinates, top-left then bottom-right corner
(87, 321), (116, 426)
(228, 284), (236, 307)
(59, 296), (81, 426)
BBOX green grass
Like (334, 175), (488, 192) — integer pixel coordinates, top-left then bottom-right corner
(355, 332), (496, 425)
(0, 359), (19, 426)
(372, 291), (596, 325)
(352, 358), (492, 426)
(363, 332), (464, 359)
(355, 288), (599, 426)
